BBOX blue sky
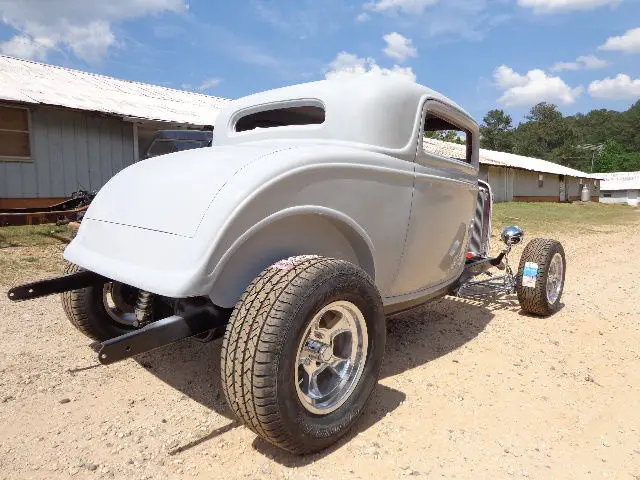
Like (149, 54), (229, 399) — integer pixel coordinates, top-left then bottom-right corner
(1, 0), (639, 124)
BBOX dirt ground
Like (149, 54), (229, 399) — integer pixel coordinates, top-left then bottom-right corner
(1, 218), (639, 480)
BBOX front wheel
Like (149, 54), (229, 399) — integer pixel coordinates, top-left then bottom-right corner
(516, 239), (566, 316)
(221, 256), (386, 455)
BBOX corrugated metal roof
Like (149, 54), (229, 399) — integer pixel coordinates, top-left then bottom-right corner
(423, 138), (467, 161)
(423, 138), (595, 178)
(0, 55), (230, 126)
(479, 148), (594, 178)
(594, 171), (640, 191)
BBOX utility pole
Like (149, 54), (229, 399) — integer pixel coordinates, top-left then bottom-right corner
(577, 144), (605, 172)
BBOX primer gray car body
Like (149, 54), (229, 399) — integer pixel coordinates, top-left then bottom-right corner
(64, 75), (481, 313)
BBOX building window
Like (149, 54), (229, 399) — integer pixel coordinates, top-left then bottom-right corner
(538, 174), (544, 188)
(422, 113), (472, 164)
(603, 193), (612, 198)
(0, 105), (31, 161)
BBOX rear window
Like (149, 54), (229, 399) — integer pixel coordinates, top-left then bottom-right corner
(235, 104), (325, 133)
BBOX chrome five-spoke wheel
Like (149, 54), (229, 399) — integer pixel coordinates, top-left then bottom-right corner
(295, 300), (368, 415)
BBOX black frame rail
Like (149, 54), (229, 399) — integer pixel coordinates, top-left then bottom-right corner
(92, 305), (230, 365)
(7, 270), (106, 302)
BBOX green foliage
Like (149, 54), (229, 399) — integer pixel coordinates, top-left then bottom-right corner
(478, 100), (640, 173)
(592, 139), (640, 173)
(480, 109), (514, 151)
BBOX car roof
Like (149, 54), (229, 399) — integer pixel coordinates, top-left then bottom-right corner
(213, 76), (475, 152)
(232, 76), (472, 120)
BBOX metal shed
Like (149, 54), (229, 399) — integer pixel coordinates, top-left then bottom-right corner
(595, 172), (640, 206)
(423, 138), (598, 203)
(0, 55), (229, 208)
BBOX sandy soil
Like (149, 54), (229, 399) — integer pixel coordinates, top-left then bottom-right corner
(1, 222), (639, 480)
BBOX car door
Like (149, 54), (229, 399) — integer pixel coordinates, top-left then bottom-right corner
(390, 100), (479, 297)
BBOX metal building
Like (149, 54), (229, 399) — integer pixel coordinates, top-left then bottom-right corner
(424, 138), (599, 203)
(0, 56), (229, 208)
(596, 171), (640, 206)
(478, 149), (600, 203)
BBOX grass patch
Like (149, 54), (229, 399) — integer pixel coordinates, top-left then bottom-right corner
(0, 224), (72, 249)
(492, 201), (639, 234)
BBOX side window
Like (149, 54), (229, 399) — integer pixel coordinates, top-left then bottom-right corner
(422, 112), (472, 164)
(0, 105), (31, 161)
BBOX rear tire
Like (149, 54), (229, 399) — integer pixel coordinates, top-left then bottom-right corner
(516, 239), (566, 316)
(61, 262), (138, 341)
(221, 255), (385, 455)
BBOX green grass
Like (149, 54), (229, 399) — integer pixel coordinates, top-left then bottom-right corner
(492, 201), (639, 234)
(0, 224), (72, 249)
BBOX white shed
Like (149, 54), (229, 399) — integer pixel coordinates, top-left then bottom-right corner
(596, 172), (640, 206)
(423, 138), (598, 203)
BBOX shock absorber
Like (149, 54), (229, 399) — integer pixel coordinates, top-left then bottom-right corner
(134, 291), (153, 325)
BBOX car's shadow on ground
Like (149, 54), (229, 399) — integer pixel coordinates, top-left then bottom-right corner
(135, 294), (508, 465)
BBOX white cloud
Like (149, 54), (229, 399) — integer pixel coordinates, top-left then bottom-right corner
(355, 12), (371, 22)
(551, 55), (609, 72)
(198, 77), (222, 91)
(517, 0), (622, 14)
(0, 0), (186, 63)
(494, 65), (584, 107)
(494, 65), (529, 89)
(382, 32), (417, 62)
(325, 51), (416, 82)
(588, 74), (640, 100)
(0, 35), (52, 60)
(364, 0), (439, 15)
(599, 27), (640, 54)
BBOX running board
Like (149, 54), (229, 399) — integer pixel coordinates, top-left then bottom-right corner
(91, 305), (231, 365)
(7, 270), (106, 302)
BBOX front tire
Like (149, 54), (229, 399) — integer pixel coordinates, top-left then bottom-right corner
(516, 239), (566, 316)
(221, 256), (385, 455)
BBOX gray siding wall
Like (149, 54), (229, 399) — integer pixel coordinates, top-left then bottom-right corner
(600, 189), (631, 204)
(514, 170), (560, 197)
(0, 105), (134, 198)
(567, 177), (581, 198)
(486, 166), (514, 203)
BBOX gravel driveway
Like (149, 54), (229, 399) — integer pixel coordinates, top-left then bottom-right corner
(1, 222), (639, 480)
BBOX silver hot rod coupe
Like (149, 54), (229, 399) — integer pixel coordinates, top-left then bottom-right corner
(8, 76), (566, 454)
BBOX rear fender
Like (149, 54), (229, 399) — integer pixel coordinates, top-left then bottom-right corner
(206, 207), (375, 308)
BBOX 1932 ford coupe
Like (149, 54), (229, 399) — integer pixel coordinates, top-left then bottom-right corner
(8, 76), (566, 454)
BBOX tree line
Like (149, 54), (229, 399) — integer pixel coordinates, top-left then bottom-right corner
(479, 101), (640, 173)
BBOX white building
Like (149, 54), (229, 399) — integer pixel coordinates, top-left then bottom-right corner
(596, 171), (640, 206)
(424, 138), (599, 203)
(0, 55), (229, 209)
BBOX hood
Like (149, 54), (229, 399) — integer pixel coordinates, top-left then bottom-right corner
(85, 144), (283, 237)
